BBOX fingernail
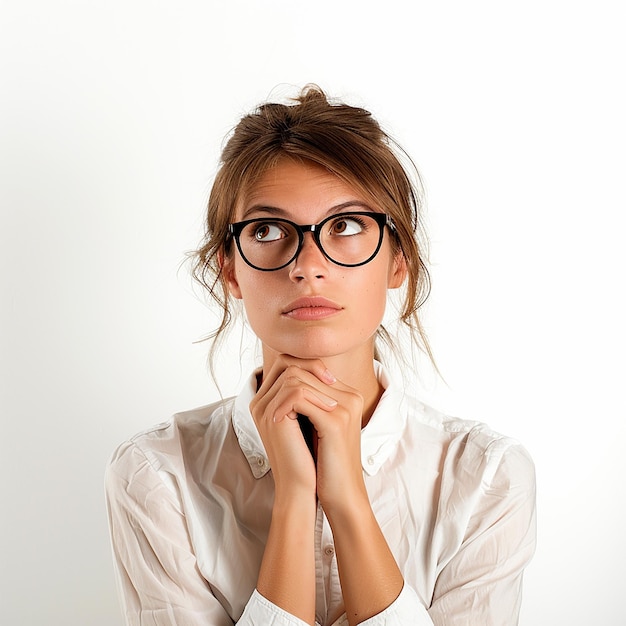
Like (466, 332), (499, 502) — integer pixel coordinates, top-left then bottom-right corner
(323, 369), (336, 383)
(321, 395), (338, 407)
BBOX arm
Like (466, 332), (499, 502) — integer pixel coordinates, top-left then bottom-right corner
(250, 360), (323, 625)
(325, 498), (405, 625)
(105, 442), (234, 625)
(312, 390), (405, 625)
(105, 441), (313, 626)
(255, 492), (317, 624)
(428, 443), (537, 625)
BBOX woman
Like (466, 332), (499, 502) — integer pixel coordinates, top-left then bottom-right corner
(105, 86), (536, 626)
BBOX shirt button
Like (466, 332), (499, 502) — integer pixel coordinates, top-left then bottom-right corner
(257, 456), (267, 468)
(324, 545), (335, 557)
(367, 456), (375, 466)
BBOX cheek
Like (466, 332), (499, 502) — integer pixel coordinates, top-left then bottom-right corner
(355, 270), (390, 321)
(236, 271), (281, 321)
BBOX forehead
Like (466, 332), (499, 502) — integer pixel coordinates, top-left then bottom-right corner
(237, 158), (374, 220)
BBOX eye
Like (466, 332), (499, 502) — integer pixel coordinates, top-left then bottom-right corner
(329, 216), (366, 236)
(252, 222), (286, 242)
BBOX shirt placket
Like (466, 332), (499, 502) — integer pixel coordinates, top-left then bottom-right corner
(314, 502), (343, 626)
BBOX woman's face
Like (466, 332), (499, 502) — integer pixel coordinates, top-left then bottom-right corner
(223, 158), (406, 363)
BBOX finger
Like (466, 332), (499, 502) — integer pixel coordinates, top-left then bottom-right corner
(272, 385), (338, 423)
(257, 356), (336, 398)
(252, 362), (324, 418)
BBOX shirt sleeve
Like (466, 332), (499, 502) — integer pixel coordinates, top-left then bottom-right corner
(348, 584), (435, 625)
(427, 442), (537, 625)
(105, 441), (309, 626)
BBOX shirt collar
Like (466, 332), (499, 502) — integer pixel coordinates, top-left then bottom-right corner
(232, 369), (270, 479)
(360, 361), (408, 476)
(232, 361), (407, 479)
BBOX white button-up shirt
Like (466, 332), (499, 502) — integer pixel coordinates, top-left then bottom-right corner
(105, 364), (536, 625)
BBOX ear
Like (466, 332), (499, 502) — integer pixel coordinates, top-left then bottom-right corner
(219, 250), (243, 299)
(388, 252), (408, 289)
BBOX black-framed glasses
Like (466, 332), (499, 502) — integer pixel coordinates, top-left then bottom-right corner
(228, 211), (396, 271)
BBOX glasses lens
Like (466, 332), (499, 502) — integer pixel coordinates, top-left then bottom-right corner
(319, 213), (383, 266)
(238, 219), (300, 270)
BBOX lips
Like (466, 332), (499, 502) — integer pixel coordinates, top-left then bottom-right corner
(282, 296), (343, 320)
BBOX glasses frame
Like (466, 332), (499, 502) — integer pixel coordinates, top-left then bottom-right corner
(228, 211), (397, 272)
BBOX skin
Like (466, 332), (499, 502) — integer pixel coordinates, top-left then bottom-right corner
(222, 158), (407, 625)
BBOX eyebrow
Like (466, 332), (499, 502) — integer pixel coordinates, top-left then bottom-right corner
(241, 200), (376, 221)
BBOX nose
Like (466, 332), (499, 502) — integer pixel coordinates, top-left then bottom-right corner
(288, 232), (329, 281)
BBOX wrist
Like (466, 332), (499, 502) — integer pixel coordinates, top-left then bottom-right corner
(272, 489), (317, 519)
(319, 478), (370, 524)
(324, 493), (372, 532)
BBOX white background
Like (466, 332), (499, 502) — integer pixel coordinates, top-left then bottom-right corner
(1, 1), (624, 624)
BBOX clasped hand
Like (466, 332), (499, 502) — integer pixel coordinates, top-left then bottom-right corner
(250, 355), (368, 514)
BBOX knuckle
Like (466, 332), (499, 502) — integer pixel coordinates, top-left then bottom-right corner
(285, 389), (305, 404)
(348, 390), (364, 407)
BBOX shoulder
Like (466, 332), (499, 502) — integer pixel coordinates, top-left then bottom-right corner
(404, 395), (535, 492)
(105, 396), (236, 493)
(445, 415), (534, 491)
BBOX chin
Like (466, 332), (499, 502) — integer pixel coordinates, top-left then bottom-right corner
(269, 331), (373, 362)
(271, 344), (342, 361)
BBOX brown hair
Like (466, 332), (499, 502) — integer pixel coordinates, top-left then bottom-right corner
(192, 85), (433, 372)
